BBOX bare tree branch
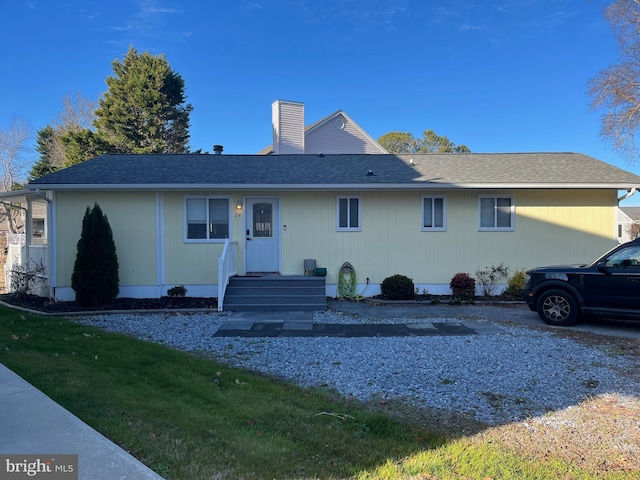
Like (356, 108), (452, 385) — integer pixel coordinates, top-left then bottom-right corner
(54, 91), (97, 132)
(589, 0), (640, 162)
(0, 117), (33, 233)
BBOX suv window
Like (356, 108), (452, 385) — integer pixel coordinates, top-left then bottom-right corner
(602, 245), (640, 269)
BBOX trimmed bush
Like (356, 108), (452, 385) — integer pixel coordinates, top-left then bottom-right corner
(71, 203), (119, 306)
(449, 272), (475, 300)
(167, 285), (187, 297)
(381, 274), (415, 300)
(504, 270), (526, 300)
(475, 263), (509, 297)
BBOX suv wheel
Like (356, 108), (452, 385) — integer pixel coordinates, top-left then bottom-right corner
(536, 289), (580, 326)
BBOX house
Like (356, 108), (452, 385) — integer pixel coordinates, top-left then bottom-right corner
(5, 148), (640, 307)
(258, 100), (388, 155)
(619, 206), (640, 243)
(4, 100), (640, 306)
(0, 194), (47, 294)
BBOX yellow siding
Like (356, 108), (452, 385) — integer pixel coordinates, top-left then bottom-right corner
(162, 191), (245, 284)
(54, 188), (617, 292)
(279, 189), (616, 285)
(55, 192), (157, 287)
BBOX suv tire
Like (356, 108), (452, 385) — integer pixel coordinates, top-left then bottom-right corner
(536, 289), (580, 326)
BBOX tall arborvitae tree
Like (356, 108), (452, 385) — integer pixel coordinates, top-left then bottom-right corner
(94, 46), (193, 153)
(71, 204), (119, 305)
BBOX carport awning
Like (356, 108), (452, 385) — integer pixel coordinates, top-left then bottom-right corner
(0, 189), (47, 204)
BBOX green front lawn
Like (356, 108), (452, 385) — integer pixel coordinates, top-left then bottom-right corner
(0, 307), (632, 479)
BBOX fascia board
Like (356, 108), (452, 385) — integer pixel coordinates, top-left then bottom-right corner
(0, 188), (43, 203)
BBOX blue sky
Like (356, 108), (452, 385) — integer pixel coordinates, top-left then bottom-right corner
(3, 0), (640, 203)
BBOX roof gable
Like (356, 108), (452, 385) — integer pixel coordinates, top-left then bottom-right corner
(260, 105), (387, 155)
(621, 206), (640, 220)
(303, 111), (387, 154)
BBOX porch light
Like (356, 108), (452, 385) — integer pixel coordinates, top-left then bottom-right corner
(236, 201), (243, 211)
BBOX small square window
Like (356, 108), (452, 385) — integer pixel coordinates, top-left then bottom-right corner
(185, 197), (230, 241)
(337, 196), (361, 231)
(479, 196), (514, 231)
(422, 196), (446, 231)
(32, 218), (46, 238)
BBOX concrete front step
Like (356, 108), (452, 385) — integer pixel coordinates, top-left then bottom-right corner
(223, 275), (327, 312)
(222, 304), (326, 312)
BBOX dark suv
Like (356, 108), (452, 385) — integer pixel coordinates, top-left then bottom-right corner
(522, 238), (640, 326)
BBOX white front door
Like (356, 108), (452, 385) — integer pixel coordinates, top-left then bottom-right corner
(245, 198), (280, 273)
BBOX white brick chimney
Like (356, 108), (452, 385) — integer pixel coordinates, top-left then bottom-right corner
(272, 100), (304, 154)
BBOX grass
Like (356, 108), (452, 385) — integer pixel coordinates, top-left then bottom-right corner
(1, 306), (638, 479)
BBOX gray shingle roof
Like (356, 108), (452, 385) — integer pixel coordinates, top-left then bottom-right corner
(27, 152), (640, 190)
(621, 206), (640, 219)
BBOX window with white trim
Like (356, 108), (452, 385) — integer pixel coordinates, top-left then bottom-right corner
(337, 196), (361, 231)
(421, 195), (446, 231)
(185, 197), (230, 241)
(479, 196), (514, 231)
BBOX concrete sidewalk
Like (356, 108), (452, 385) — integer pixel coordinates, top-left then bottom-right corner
(0, 363), (164, 480)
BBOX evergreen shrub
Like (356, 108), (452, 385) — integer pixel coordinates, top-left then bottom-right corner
(449, 272), (475, 300)
(71, 203), (119, 305)
(504, 270), (526, 300)
(381, 274), (415, 300)
(167, 285), (187, 297)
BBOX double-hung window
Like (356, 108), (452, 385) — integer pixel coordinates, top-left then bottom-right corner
(185, 197), (230, 241)
(479, 196), (514, 231)
(421, 195), (446, 231)
(337, 196), (361, 231)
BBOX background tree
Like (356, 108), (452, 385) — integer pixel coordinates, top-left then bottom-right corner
(94, 46), (193, 153)
(0, 117), (32, 232)
(29, 126), (60, 181)
(420, 129), (470, 153)
(60, 129), (109, 166)
(378, 132), (418, 153)
(56, 91), (96, 131)
(589, 0), (640, 162)
(378, 129), (470, 154)
(28, 92), (99, 180)
(71, 203), (119, 305)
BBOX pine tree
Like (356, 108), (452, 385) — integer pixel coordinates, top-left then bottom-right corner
(28, 127), (58, 181)
(94, 46), (193, 153)
(71, 204), (119, 305)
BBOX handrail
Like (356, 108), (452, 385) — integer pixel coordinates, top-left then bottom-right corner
(217, 240), (238, 311)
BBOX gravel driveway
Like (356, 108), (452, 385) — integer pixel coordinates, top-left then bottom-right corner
(75, 300), (640, 427)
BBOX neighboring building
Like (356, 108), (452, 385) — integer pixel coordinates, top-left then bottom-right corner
(258, 100), (388, 155)
(619, 206), (640, 243)
(0, 193), (48, 295)
(4, 151), (639, 304)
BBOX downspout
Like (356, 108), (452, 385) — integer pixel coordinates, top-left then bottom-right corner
(618, 187), (637, 203)
(617, 187), (639, 242)
(34, 188), (52, 203)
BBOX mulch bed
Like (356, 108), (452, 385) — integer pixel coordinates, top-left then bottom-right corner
(0, 293), (217, 313)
